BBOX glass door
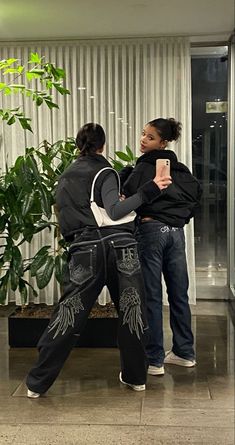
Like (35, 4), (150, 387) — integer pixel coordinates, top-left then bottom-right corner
(191, 46), (228, 294)
(228, 34), (235, 300)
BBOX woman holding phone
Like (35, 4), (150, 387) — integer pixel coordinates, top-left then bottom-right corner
(122, 118), (202, 376)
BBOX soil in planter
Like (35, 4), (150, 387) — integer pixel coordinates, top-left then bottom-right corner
(9, 302), (119, 348)
(12, 301), (118, 319)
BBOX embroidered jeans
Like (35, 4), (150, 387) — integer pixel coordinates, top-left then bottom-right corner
(136, 220), (195, 367)
(26, 228), (148, 394)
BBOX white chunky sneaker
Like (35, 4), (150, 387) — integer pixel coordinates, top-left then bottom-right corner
(148, 365), (165, 376)
(119, 372), (146, 391)
(164, 351), (196, 367)
(27, 388), (41, 399)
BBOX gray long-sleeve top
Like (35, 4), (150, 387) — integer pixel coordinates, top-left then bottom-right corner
(101, 172), (161, 220)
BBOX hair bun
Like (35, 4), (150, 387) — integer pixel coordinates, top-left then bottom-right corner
(167, 118), (182, 142)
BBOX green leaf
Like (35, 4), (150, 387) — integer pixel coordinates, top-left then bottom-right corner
(5, 193), (21, 224)
(36, 96), (43, 106)
(22, 223), (35, 243)
(28, 68), (45, 75)
(29, 53), (41, 64)
(19, 159), (34, 192)
(0, 285), (8, 304)
(22, 279), (38, 298)
(26, 72), (40, 81)
(36, 256), (54, 289)
(22, 191), (35, 216)
(52, 83), (70, 95)
(12, 246), (23, 275)
(1, 110), (9, 120)
(30, 246), (51, 276)
(125, 145), (135, 161)
(19, 278), (28, 304)
(54, 254), (67, 284)
(14, 155), (24, 170)
(54, 67), (65, 79)
(8, 84), (26, 89)
(25, 164), (52, 216)
(40, 185), (52, 218)
(3, 87), (12, 95)
(7, 115), (16, 125)
(34, 220), (52, 233)
(6, 58), (18, 65)
(3, 246), (12, 262)
(44, 100), (59, 110)
(10, 269), (19, 291)
(3, 68), (21, 74)
(18, 118), (33, 132)
(109, 158), (124, 171)
(115, 151), (132, 162)
(0, 214), (8, 232)
(0, 272), (9, 304)
(0, 82), (6, 90)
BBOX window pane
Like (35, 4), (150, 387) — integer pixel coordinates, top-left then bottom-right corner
(192, 47), (228, 284)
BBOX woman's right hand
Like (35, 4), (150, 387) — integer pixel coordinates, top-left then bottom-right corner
(153, 165), (172, 190)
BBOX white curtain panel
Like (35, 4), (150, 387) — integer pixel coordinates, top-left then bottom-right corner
(0, 37), (196, 305)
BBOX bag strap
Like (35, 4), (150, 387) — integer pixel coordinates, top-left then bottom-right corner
(90, 167), (120, 202)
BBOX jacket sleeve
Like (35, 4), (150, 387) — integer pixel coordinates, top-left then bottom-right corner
(118, 166), (134, 187)
(184, 181), (203, 223)
(122, 166), (144, 197)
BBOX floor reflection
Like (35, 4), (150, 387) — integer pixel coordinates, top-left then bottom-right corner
(0, 301), (234, 444)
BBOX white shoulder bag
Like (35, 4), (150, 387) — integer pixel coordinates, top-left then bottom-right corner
(90, 167), (136, 227)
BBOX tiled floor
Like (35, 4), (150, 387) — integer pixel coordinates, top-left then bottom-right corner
(0, 301), (234, 445)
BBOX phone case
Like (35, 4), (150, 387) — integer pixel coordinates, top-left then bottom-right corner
(156, 159), (171, 176)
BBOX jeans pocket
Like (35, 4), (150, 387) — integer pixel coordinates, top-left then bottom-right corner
(69, 244), (97, 286)
(110, 238), (141, 276)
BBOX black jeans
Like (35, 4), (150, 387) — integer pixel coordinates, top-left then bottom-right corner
(136, 221), (195, 367)
(26, 228), (148, 394)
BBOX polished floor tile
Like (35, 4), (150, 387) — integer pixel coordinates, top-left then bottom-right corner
(0, 301), (234, 444)
(1, 424), (234, 445)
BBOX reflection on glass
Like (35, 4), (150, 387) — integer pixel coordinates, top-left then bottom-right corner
(192, 48), (228, 276)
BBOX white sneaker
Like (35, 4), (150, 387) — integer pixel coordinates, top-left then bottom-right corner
(148, 365), (165, 376)
(27, 389), (41, 398)
(119, 372), (146, 391)
(164, 351), (196, 367)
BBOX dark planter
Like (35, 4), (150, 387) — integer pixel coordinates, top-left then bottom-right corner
(8, 304), (118, 348)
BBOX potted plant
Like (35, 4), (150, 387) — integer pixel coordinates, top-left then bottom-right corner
(0, 52), (136, 347)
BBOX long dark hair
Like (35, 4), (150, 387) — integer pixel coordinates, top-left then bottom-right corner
(76, 123), (106, 156)
(148, 118), (182, 142)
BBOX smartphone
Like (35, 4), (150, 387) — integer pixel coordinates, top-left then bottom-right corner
(156, 158), (171, 176)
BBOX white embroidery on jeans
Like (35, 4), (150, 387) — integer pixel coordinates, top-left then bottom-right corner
(48, 295), (84, 339)
(160, 226), (170, 233)
(160, 226), (179, 233)
(119, 287), (144, 340)
(70, 261), (92, 285)
(117, 247), (140, 274)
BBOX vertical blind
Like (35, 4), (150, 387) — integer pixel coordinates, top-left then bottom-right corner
(0, 37), (196, 304)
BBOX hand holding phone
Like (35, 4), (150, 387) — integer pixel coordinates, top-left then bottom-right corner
(154, 158), (172, 190)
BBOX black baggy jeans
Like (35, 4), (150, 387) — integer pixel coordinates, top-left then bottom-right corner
(26, 228), (148, 394)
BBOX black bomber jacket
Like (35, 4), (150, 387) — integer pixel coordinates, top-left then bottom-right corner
(122, 150), (202, 228)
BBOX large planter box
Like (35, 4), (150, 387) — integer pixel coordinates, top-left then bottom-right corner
(8, 303), (118, 348)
